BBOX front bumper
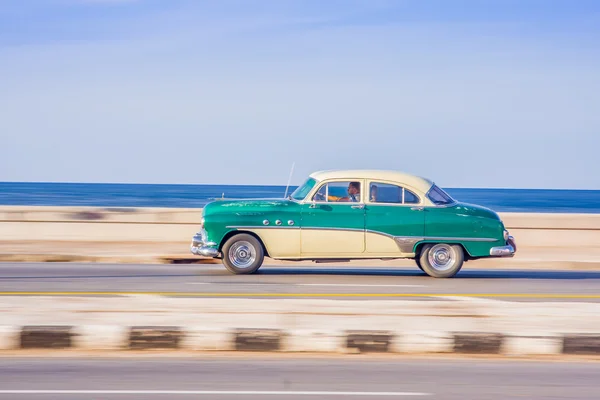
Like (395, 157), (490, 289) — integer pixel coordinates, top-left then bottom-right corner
(490, 235), (517, 257)
(190, 230), (219, 257)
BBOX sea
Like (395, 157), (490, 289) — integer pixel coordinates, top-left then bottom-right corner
(1, 182), (600, 213)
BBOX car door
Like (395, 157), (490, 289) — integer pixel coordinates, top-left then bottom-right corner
(300, 180), (366, 255)
(364, 181), (425, 255)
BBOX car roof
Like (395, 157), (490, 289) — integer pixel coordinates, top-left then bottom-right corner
(308, 169), (434, 193)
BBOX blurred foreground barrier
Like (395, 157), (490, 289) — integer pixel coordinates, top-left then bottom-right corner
(1, 325), (600, 356)
(1, 296), (600, 357)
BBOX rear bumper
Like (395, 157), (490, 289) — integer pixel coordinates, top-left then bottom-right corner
(490, 235), (517, 257)
(190, 230), (219, 257)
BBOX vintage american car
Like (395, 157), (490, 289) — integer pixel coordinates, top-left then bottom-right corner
(190, 169), (516, 278)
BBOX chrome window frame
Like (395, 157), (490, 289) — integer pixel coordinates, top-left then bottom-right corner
(365, 180), (423, 207)
(302, 178), (366, 205)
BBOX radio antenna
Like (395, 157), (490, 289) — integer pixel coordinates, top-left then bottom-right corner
(284, 162), (295, 199)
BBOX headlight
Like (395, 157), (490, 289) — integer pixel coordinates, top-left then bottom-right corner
(200, 217), (205, 228)
(503, 229), (509, 240)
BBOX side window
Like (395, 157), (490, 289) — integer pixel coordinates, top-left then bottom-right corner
(312, 181), (362, 202)
(369, 182), (401, 203)
(312, 184), (327, 201)
(403, 189), (420, 204)
(369, 182), (420, 204)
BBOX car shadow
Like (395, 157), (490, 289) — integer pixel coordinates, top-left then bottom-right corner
(254, 267), (600, 280)
(1, 265), (599, 281)
(0, 273), (195, 280)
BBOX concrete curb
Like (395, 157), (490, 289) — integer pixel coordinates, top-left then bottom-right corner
(2, 326), (600, 356)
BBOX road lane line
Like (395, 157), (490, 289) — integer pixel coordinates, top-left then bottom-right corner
(0, 390), (431, 396)
(185, 283), (426, 287)
(296, 284), (426, 287)
(0, 291), (598, 299)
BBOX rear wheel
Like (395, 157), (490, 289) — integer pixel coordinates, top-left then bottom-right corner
(418, 243), (464, 278)
(221, 233), (264, 274)
(415, 258), (424, 271)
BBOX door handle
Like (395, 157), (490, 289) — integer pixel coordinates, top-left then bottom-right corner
(351, 204), (364, 209)
(411, 206), (424, 211)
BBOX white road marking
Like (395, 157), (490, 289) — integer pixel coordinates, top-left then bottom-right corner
(0, 390), (431, 396)
(296, 284), (426, 288)
(186, 283), (426, 288)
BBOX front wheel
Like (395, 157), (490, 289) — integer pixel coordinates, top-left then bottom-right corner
(418, 243), (464, 278)
(221, 234), (264, 274)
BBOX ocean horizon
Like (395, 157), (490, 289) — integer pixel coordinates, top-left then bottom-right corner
(1, 182), (600, 213)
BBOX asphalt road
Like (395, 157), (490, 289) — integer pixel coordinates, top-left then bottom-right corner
(0, 356), (598, 399)
(1, 262), (600, 301)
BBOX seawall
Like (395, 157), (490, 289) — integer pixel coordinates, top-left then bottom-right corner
(0, 206), (599, 267)
(2, 206), (599, 246)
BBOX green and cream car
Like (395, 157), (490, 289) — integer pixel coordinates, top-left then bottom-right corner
(190, 169), (516, 278)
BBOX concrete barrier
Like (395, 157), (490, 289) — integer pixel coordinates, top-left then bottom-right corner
(500, 212), (600, 248)
(1, 296), (600, 356)
(0, 206), (201, 243)
(2, 325), (599, 356)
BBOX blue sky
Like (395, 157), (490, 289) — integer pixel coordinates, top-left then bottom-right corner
(1, 0), (599, 189)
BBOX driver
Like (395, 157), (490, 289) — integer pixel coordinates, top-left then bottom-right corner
(346, 181), (360, 202)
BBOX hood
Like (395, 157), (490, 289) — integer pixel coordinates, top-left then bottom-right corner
(202, 198), (297, 216)
(450, 202), (501, 220)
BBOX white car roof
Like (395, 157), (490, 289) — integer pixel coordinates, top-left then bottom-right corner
(308, 169), (435, 193)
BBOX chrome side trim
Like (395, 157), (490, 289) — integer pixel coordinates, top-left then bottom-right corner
(301, 226), (364, 232)
(365, 229), (394, 239)
(226, 226), (363, 232)
(225, 225), (300, 229)
(411, 236), (498, 242)
(394, 237), (421, 253)
(363, 203), (423, 208)
(392, 235), (498, 253)
(225, 226), (500, 243)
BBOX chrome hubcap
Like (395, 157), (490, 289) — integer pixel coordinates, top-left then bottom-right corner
(428, 244), (455, 271)
(229, 241), (256, 269)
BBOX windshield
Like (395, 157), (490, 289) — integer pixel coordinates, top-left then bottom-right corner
(427, 184), (455, 205)
(289, 177), (317, 201)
